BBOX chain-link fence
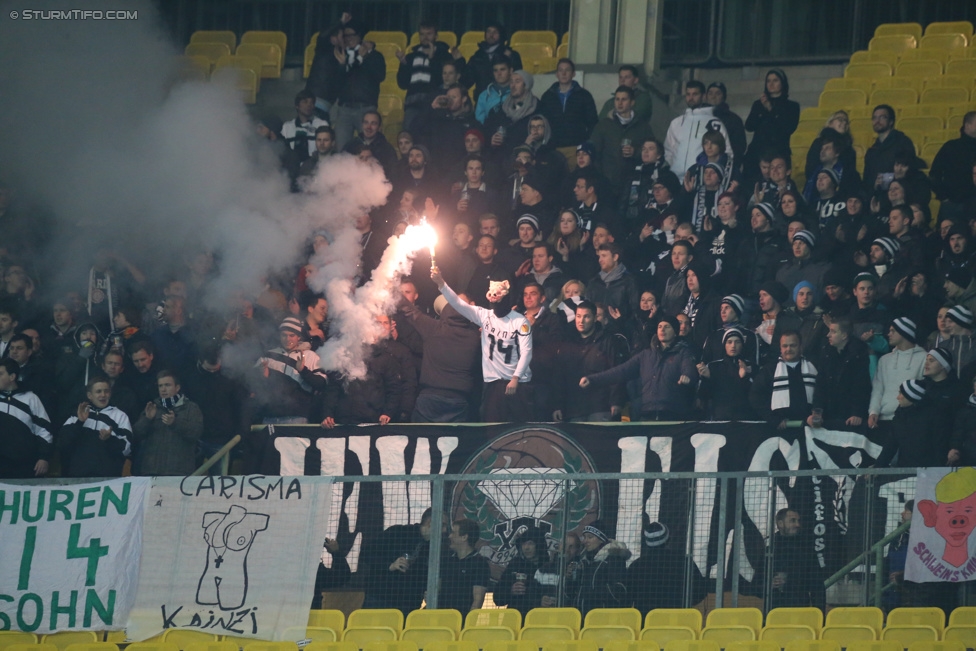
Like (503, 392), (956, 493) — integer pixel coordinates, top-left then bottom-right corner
(312, 468), (972, 615)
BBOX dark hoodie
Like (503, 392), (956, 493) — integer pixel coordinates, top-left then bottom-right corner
(54, 322), (102, 422)
(402, 302), (481, 396)
(539, 80), (599, 148)
(743, 69), (800, 175)
(461, 24), (524, 99)
(396, 40), (456, 108)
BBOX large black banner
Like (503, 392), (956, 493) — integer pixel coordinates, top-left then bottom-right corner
(248, 422), (907, 593)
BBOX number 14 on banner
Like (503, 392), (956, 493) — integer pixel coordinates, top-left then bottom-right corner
(18, 524), (109, 590)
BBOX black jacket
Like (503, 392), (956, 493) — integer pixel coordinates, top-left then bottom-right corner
(538, 82), (599, 148)
(712, 103), (747, 164)
(325, 345), (403, 423)
(361, 523), (431, 614)
(335, 48), (386, 107)
(397, 41), (456, 104)
(812, 339), (872, 427)
(569, 540), (631, 616)
(553, 325), (629, 419)
(493, 552), (551, 615)
(700, 356), (757, 420)
(863, 130), (916, 193)
(951, 397), (976, 466)
(744, 96), (800, 167)
(876, 403), (943, 468)
(749, 358), (815, 424)
(769, 533), (825, 610)
(403, 303), (482, 395)
(58, 406), (131, 477)
(930, 134), (976, 203)
(182, 363), (249, 445)
(463, 43), (524, 99)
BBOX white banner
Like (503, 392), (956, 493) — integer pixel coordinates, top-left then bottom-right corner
(126, 476), (331, 642)
(0, 478), (150, 633)
(905, 467), (976, 583)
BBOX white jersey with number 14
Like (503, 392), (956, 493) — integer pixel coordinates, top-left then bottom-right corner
(439, 283), (533, 383)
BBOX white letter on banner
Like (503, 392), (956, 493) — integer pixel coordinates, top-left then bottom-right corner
(436, 437), (459, 473)
(316, 435), (347, 563)
(644, 437), (673, 531)
(409, 439), (432, 523)
(617, 437), (648, 563)
(690, 434), (726, 574)
(377, 436), (410, 527)
(275, 437), (310, 476)
(743, 436), (799, 573)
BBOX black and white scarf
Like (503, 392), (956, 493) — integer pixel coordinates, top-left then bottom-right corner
(771, 359), (816, 410)
(160, 393), (185, 410)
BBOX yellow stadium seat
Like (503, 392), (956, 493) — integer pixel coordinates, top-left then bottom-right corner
(906, 643), (967, 651)
(848, 105), (875, 118)
(374, 43), (404, 70)
(183, 642), (237, 651)
(585, 609), (642, 637)
(900, 116), (945, 132)
(214, 53), (262, 81)
(185, 42), (231, 64)
(922, 87), (971, 104)
(926, 75), (975, 90)
(921, 34), (969, 50)
(281, 627), (339, 644)
(783, 643), (840, 651)
(606, 642), (662, 651)
(887, 609), (945, 637)
(562, 32), (570, 45)
(820, 626), (877, 642)
(306, 643), (359, 651)
(869, 35), (917, 52)
(125, 644), (179, 651)
(943, 626), (976, 643)
(791, 128), (821, 149)
(826, 608), (884, 637)
(881, 627), (939, 645)
(876, 23), (924, 40)
(466, 610), (522, 635)
(825, 78), (872, 92)
(545, 642), (599, 651)
(850, 50), (899, 66)
(483, 642), (539, 651)
(401, 629), (456, 646)
(190, 30), (236, 52)
(705, 609), (762, 637)
(511, 31), (559, 51)
(310, 31), (320, 45)
(846, 62), (892, 78)
(343, 629), (400, 648)
(461, 628), (516, 646)
(408, 611), (462, 637)
(925, 22), (974, 37)
(40, 634), (101, 651)
(161, 631), (220, 649)
(409, 32), (457, 48)
(212, 65), (258, 103)
(897, 61), (943, 77)
(759, 626), (817, 644)
(639, 628), (696, 648)
(899, 49), (951, 66)
(949, 48), (976, 62)
(800, 107), (835, 120)
(310, 610), (346, 631)
(241, 31), (287, 54)
(62, 644), (117, 651)
(580, 627), (635, 644)
(377, 94), (404, 116)
(5, 645), (58, 651)
(526, 610), (581, 633)
(765, 610), (822, 636)
(845, 643), (903, 651)
(873, 77), (926, 93)
(236, 42), (283, 78)
(871, 88), (919, 106)
(725, 643), (783, 651)
(529, 58), (559, 74)
(460, 31), (482, 47)
(426, 643), (478, 651)
(304, 43), (315, 78)
(645, 611), (702, 635)
(363, 643), (417, 651)
(661, 643), (719, 651)
(700, 628), (755, 645)
(949, 608), (976, 627)
(349, 610), (405, 633)
(519, 627), (576, 644)
(0, 636), (39, 651)
(459, 44), (479, 60)
(516, 43), (554, 61)
(556, 43), (569, 58)
(819, 89), (868, 108)
(366, 32), (408, 49)
(946, 59), (976, 75)
(242, 644), (298, 651)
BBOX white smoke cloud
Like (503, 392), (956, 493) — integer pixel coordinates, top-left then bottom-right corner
(0, 0), (430, 379)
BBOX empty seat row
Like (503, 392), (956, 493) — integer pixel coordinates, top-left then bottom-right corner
(190, 30), (287, 55)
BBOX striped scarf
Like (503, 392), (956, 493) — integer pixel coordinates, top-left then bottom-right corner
(771, 359), (817, 411)
(160, 393), (185, 410)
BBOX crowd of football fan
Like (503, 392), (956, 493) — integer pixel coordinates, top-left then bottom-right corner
(2, 16), (976, 481)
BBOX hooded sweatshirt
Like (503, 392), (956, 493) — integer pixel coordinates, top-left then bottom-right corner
(744, 69), (800, 167)
(665, 106), (730, 174)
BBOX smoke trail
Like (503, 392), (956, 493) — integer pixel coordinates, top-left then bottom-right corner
(0, 0), (419, 379)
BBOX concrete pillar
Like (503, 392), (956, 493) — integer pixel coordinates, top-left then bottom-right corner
(569, 0), (665, 73)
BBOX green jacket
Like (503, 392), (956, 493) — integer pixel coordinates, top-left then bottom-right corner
(599, 86), (652, 123)
(590, 114), (655, 192)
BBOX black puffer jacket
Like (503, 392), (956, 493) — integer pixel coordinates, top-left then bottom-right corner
(325, 345), (403, 424)
(553, 325), (629, 419)
(538, 81), (599, 148)
(569, 540), (631, 615)
(403, 303), (481, 395)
